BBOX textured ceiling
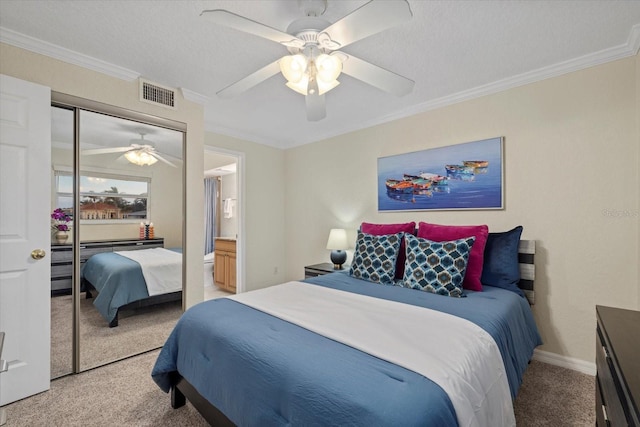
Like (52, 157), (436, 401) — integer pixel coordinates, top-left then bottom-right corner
(1, 0), (640, 149)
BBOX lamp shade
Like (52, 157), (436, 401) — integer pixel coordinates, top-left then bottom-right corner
(316, 54), (342, 83)
(279, 54), (307, 83)
(326, 228), (348, 250)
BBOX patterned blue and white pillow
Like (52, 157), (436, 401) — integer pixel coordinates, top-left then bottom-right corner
(403, 234), (476, 297)
(349, 231), (404, 285)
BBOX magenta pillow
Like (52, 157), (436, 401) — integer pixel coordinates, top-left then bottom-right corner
(361, 222), (416, 279)
(416, 222), (488, 291)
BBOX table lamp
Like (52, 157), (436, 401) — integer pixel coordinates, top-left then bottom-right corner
(326, 228), (348, 270)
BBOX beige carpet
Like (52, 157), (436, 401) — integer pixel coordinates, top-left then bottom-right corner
(51, 285), (232, 378)
(514, 360), (595, 425)
(5, 350), (207, 427)
(4, 354), (594, 426)
(51, 293), (182, 377)
(50, 294), (74, 378)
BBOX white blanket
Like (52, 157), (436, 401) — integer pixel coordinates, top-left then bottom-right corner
(115, 248), (182, 296)
(228, 281), (515, 427)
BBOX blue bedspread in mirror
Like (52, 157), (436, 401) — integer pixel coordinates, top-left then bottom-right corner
(81, 252), (150, 323)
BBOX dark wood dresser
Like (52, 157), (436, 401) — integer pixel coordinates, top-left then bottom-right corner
(596, 305), (640, 426)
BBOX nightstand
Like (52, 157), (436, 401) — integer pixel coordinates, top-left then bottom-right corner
(304, 262), (347, 278)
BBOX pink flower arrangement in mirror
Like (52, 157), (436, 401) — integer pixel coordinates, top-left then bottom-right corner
(51, 208), (71, 231)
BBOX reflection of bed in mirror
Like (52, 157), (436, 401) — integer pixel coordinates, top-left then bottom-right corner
(81, 246), (182, 327)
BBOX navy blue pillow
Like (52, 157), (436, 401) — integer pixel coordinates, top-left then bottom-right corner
(349, 231), (404, 286)
(481, 226), (524, 296)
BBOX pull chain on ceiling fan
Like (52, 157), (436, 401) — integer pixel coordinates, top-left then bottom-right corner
(201, 0), (415, 121)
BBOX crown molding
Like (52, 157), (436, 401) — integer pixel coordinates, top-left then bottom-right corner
(180, 88), (209, 105)
(3, 22), (638, 150)
(628, 23), (640, 55)
(0, 27), (140, 81)
(413, 25), (640, 122)
(284, 23), (640, 149)
(204, 120), (285, 150)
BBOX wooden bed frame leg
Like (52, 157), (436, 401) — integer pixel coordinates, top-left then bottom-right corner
(108, 313), (118, 328)
(171, 385), (186, 409)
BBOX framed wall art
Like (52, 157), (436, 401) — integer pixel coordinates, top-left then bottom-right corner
(377, 137), (504, 211)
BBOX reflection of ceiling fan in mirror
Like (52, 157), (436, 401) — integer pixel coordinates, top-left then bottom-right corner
(201, 0), (415, 121)
(82, 133), (178, 167)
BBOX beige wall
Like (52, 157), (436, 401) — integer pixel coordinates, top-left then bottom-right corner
(5, 38), (638, 365)
(204, 134), (286, 291)
(284, 55), (640, 364)
(1, 43), (205, 308)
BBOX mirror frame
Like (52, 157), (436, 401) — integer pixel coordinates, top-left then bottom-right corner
(52, 92), (186, 373)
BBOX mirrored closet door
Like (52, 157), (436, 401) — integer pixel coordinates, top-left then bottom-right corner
(50, 98), (185, 377)
(50, 106), (75, 379)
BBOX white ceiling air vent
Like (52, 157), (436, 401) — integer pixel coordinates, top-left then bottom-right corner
(139, 78), (176, 109)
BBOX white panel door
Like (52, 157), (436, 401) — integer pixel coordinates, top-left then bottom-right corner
(0, 74), (51, 405)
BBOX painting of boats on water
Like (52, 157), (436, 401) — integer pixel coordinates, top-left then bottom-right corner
(378, 137), (503, 211)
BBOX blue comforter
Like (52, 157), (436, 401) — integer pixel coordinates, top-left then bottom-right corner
(81, 252), (150, 323)
(152, 272), (541, 426)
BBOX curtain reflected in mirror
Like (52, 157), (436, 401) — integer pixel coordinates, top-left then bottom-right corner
(50, 104), (185, 377)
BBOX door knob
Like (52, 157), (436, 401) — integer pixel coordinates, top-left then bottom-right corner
(31, 249), (46, 260)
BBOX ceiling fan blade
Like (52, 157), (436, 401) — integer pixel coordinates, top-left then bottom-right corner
(82, 146), (133, 155)
(151, 152), (178, 168)
(306, 92), (326, 121)
(200, 10), (303, 47)
(322, 0), (412, 49)
(341, 54), (414, 96)
(217, 60), (281, 98)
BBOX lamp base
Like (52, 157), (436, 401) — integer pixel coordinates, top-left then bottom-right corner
(330, 250), (347, 270)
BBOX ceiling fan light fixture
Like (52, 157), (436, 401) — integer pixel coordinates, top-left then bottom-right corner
(203, 0), (414, 121)
(286, 75), (339, 96)
(279, 54), (307, 83)
(281, 53), (341, 96)
(317, 78), (339, 95)
(315, 54), (342, 83)
(125, 149), (158, 166)
(286, 79), (309, 96)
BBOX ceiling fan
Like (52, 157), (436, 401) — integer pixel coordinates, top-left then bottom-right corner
(201, 0), (415, 121)
(82, 133), (178, 167)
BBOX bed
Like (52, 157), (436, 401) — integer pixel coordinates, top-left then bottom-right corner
(152, 229), (541, 427)
(81, 247), (182, 327)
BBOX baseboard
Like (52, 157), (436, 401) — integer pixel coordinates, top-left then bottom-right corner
(532, 349), (596, 376)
